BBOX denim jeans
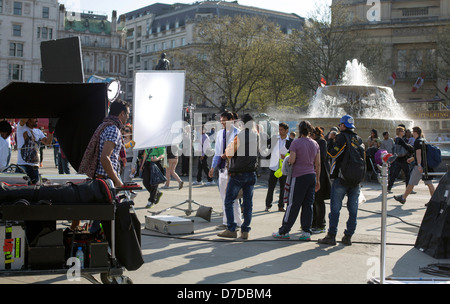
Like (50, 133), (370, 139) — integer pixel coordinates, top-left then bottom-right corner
(224, 172), (257, 233)
(328, 178), (360, 236)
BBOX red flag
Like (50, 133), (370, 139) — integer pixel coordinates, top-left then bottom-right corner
(445, 79), (450, 93)
(412, 73), (425, 92)
(320, 77), (327, 87)
(388, 72), (396, 86)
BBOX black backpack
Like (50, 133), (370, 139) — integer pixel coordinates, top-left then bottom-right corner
(339, 133), (366, 187)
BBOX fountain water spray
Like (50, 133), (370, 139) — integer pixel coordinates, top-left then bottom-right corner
(306, 59), (413, 135)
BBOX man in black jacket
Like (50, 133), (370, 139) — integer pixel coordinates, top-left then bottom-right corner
(387, 126), (414, 192)
(319, 115), (364, 246)
(217, 114), (260, 240)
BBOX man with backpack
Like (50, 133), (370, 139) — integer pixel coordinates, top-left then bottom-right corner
(394, 126), (436, 204)
(387, 126), (414, 192)
(319, 115), (365, 246)
(16, 119), (53, 184)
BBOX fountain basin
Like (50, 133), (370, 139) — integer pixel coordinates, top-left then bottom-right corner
(301, 117), (414, 141)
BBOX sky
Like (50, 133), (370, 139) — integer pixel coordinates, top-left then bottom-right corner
(58, 0), (333, 20)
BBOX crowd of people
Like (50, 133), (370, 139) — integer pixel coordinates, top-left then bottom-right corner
(1, 103), (440, 242)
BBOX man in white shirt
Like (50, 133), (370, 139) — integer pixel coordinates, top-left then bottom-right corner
(0, 121), (12, 172)
(194, 126), (214, 185)
(16, 119), (53, 184)
(208, 111), (242, 230)
(265, 122), (292, 212)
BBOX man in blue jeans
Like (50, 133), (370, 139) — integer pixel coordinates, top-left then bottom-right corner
(318, 115), (363, 246)
(217, 114), (259, 240)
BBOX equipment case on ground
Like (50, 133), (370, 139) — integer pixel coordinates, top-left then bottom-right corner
(145, 215), (194, 235)
(1, 224), (26, 270)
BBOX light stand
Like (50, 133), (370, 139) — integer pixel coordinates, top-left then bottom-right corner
(379, 159), (389, 284)
(148, 104), (214, 221)
(375, 152), (396, 284)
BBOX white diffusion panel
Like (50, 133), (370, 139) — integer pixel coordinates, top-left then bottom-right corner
(133, 71), (185, 150)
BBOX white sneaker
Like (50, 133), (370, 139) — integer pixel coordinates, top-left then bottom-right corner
(192, 181), (203, 185)
(298, 231), (311, 241)
(205, 181), (215, 186)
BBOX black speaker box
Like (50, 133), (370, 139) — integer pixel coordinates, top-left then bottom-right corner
(415, 172), (450, 258)
(40, 37), (84, 83)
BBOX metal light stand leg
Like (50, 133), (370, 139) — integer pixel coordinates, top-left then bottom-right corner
(380, 162), (388, 284)
(148, 104), (207, 217)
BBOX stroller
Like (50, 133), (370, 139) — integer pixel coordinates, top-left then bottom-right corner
(366, 147), (381, 182)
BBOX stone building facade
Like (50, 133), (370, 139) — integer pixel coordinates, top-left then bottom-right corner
(335, 0), (450, 137)
(121, 1), (305, 111)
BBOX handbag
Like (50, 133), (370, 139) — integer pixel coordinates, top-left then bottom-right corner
(102, 201), (144, 271)
(149, 161), (167, 185)
(21, 131), (40, 163)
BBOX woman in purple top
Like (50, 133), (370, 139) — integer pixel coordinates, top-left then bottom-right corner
(273, 121), (321, 241)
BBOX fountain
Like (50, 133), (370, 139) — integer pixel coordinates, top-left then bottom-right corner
(305, 59), (414, 138)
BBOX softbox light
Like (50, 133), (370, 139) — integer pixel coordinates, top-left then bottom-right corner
(133, 71), (185, 150)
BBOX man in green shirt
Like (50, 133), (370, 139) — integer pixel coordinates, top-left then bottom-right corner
(140, 147), (166, 208)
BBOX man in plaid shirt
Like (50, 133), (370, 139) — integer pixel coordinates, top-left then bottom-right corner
(96, 100), (130, 188)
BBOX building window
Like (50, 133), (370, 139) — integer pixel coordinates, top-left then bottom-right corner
(12, 24), (21, 37)
(8, 64), (23, 80)
(129, 56), (133, 64)
(99, 58), (106, 73)
(9, 42), (24, 57)
(13, 2), (22, 15)
(42, 7), (49, 18)
(84, 55), (91, 73)
(146, 20), (151, 35)
(396, 48), (436, 79)
(37, 27), (52, 40)
(442, 120), (450, 130)
(137, 26), (142, 38)
(402, 7), (429, 17)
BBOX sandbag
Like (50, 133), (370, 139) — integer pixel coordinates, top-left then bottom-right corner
(0, 179), (113, 205)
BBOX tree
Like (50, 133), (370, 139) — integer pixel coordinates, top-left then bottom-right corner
(179, 15), (290, 112)
(435, 24), (450, 103)
(289, 2), (388, 93)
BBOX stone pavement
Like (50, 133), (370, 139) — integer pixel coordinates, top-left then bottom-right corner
(1, 148), (449, 285)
